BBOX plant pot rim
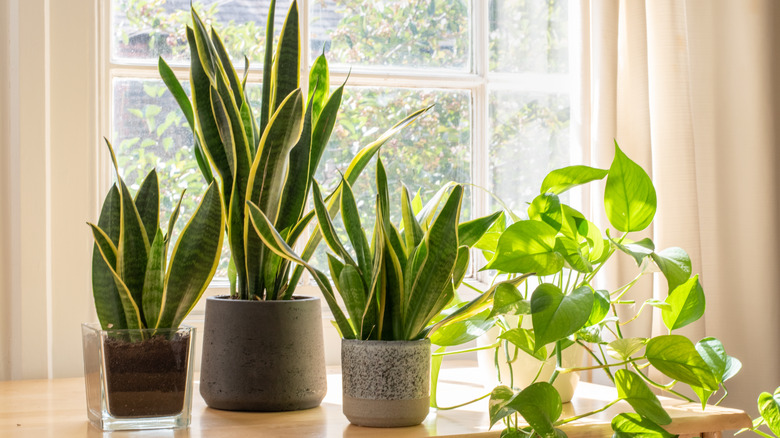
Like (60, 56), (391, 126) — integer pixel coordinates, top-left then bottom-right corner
(342, 338), (431, 346)
(207, 295), (320, 303)
(81, 322), (194, 333)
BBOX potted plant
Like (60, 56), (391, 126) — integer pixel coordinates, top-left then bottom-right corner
(247, 157), (511, 427)
(459, 141), (742, 437)
(158, 1), (429, 411)
(83, 140), (223, 430)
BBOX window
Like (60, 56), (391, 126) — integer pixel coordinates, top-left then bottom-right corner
(104, 0), (571, 292)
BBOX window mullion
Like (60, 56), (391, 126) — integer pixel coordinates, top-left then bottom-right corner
(473, 0), (491, 282)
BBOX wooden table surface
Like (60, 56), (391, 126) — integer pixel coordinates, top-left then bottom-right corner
(0, 366), (751, 437)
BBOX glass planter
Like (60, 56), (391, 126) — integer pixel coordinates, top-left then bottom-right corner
(81, 323), (195, 430)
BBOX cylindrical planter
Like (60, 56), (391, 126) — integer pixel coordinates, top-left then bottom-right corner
(341, 339), (430, 428)
(199, 296), (326, 411)
(81, 323), (195, 431)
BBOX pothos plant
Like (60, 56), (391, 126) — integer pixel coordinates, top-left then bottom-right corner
(246, 157), (514, 341)
(88, 140), (224, 337)
(159, 0), (429, 301)
(442, 141), (741, 437)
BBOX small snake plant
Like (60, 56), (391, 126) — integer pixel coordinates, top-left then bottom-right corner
(88, 140), (224, 332)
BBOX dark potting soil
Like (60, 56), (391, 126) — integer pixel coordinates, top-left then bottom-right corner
(104, 332), (190, 417)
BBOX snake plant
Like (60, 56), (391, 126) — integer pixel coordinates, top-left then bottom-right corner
(88, 140), (224, 332)
(247, 157), (506, 341)
(159, 0), (428, 301)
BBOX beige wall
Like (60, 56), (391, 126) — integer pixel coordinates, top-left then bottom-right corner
(1, 0), (98, 380)
(0, 0), (11, 381)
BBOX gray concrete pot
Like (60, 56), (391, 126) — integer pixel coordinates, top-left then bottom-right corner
(341, 338), (430, 427)
(199, 296), (326, 411)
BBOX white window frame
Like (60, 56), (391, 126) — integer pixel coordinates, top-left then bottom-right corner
(97, 1), (575, 366)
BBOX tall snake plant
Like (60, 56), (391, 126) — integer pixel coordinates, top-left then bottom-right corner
(159, 0), (429, 300)
(89, 140), (224, 333)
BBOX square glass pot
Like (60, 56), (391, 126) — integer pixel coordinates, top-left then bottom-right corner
(81, 323), (195, 430)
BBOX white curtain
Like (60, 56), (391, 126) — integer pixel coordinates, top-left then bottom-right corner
(576, 0), (780, 415)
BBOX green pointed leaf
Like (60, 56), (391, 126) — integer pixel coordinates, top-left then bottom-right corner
(459, 211), (503, 248)
(158, 57), (194, 129)
(611, 236), (655, 266)
(555, 235), (592, 273)
(532, 284), (594, 347)
(90, 186), (125, 329)
(259, 0), (276, 135)
(165, 190), (185, 255)
(405, 185), (463, 339)
(270, 1), (300, 113)
(662, 275), (705, 331)
(616, 369), (672, 425)
(186, 26), (231, 191)
(430, 308), (493, 347)
(507, 382), (562, 437)
(341, 179), (371, 278)
(117, 178), (149, 311)
(611, 413), (676, 438)
(210, 27), (244, 109)
(646, 335), (719, 391)
(89, 223), (143, 330)
(338, 264), (368, 337)
(586, 289), (611, 326)
(604, 141), (657, 232)
(141, 229), (166, 329)
(489, 385), (517, 427)
(312, 182), (357, 268)
(607, 338), (647, 361)
(541, 165), (608, 195)
(246, 200), (355, 338)
(695, 337), (741, 383)
(401, 185), (425, 253)
(484, 220), (563, 275)
(528, 193), (562, 232)
(308, 54), (329, 122)
(451, 245), (470, 289)
(759, 389), (780, 436)
(651, 247), (692, 294)
(490, 282), (530, 318)
(134, 169), (159, 246)
(157, 183), (224, 328)
(499, 328), (547, 361)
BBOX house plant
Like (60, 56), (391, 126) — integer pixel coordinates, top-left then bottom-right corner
(455, 141), (743, 437)
(247, 156), (513, 427)
(159, 0), (430, 411)
(83, 140), (223, 430)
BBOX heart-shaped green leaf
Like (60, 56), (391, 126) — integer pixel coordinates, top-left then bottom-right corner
(604, 141), (657, 232)
(695, 337), (741, 383)
(662, 275), (705, 331)
(615, 369), (672, 425)
(540, 165), (608, 195)
(586, 289), (611, 326)
(499, 328), (547, 361)
(489, 385), (516, 427)
(507, 382), (562, 437)
(430, 308), (494, 347)
(532, 284), (594, 347)
(651, 247), (692, 293)
(528, 194), (563, 232)
(490, 283), (531, 317)
(610, 236), (655, 266)
(646, 335), (719, 391)
(759, 388), (780, 436)
(611, 413), (675, 438)
(485, 220), (563, 276)
(608, 337), (647, 361)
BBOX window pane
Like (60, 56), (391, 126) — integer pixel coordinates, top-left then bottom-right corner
(111, 0), (292, 65)
(311, 87), (472, 271)
(112, 78), (231, 276)
(310, 0), (470, 70)
(489, 90), (570, 212)
(489, 0), (568, 73)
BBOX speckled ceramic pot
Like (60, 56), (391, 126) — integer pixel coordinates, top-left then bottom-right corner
(199, 296), (326, 411)
(341, 339), (430, 427)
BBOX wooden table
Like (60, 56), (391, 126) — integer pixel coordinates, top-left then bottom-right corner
(0, 366), (750, 437)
